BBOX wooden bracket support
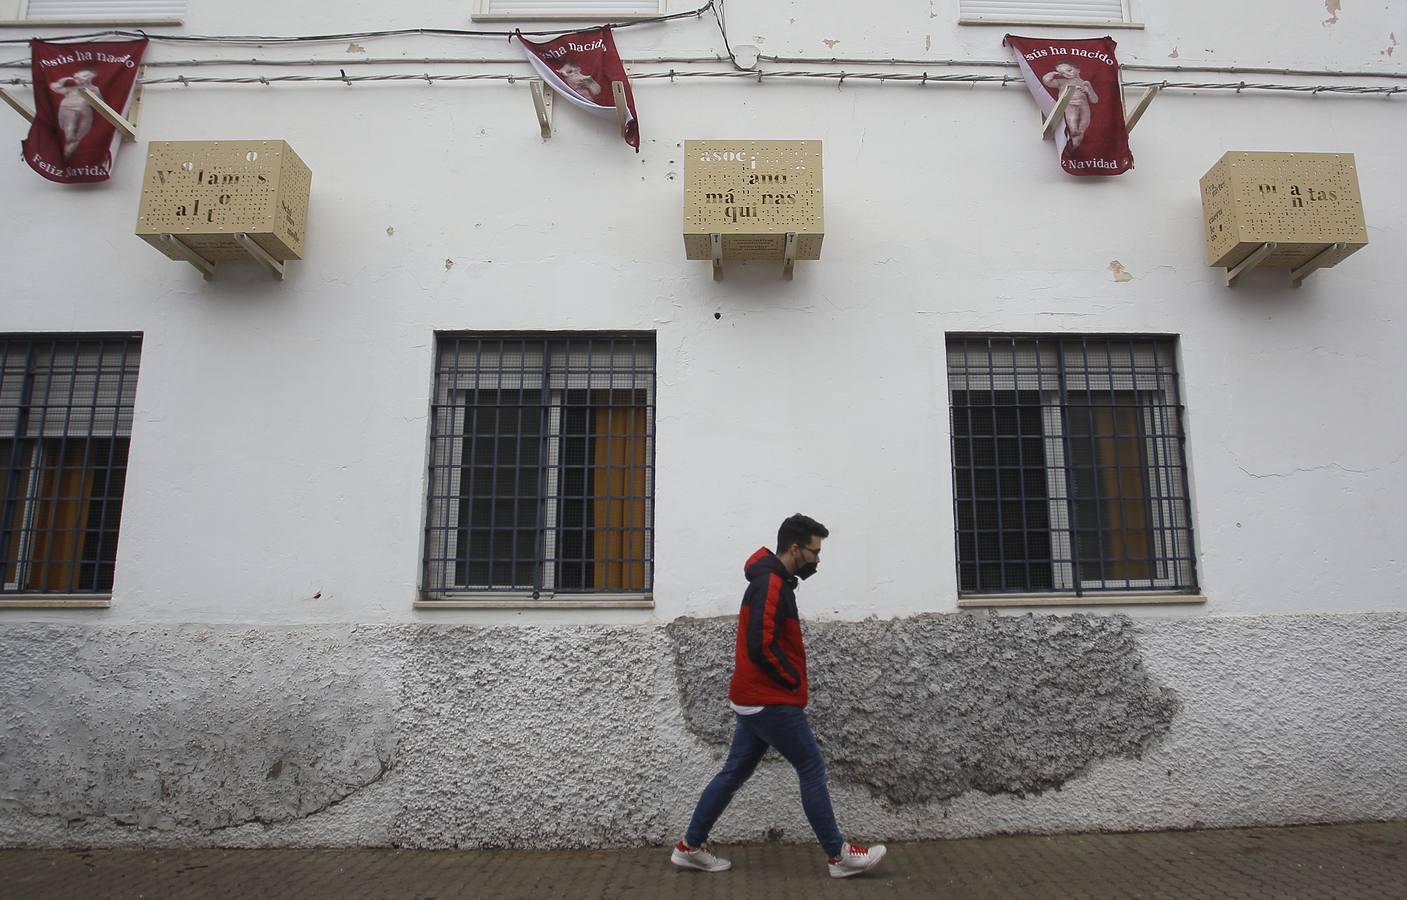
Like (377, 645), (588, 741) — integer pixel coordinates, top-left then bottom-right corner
(1224, 242), (1277, 287)
(710, 233), (723, 280)
(160, 234), (215, 280)
(530, 79), (553, 139)
(1124, 84), (1160, 133)
(233, 232), (287, 281)
(1290, 242), (1346, 288)
(611, 81), (629, 137)
(121, 66), (147, 141)
(782, 232), (798, 280)
(0, 87), (35, 123)
(1041, 85), (1073, 140)
(78, 86), (137, 142)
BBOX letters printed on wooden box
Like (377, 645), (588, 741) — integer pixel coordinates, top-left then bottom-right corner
(136, 140), (311, 263)
(683, 140), (823, 263)
(1200, 151), (1366, 271)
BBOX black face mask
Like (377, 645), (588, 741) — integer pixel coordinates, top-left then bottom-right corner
(796, 561), (818, 580)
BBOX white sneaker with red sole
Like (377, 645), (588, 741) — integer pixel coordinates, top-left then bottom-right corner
(671, 840), (732, 872)
(827, 841), (887, 878)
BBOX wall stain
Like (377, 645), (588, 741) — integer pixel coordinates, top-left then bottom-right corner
(1323, 0), (1341, 26)
(667, 613), (1180, 805)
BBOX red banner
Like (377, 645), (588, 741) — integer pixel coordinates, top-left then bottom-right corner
(1004, 35), (1132, 177)
(513, 28), (639, 152)
(22, 38), (148, 184)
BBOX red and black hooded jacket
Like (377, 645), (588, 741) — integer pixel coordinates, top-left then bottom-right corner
(728, 547), (808, 708)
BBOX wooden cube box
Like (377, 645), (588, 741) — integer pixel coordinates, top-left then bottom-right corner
(683, 140), (823, 264)
(1200, 151), (1366, 271)
(136, 140), (311, 262)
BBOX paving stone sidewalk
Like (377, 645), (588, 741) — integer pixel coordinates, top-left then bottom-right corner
(1, 821), (1403, 900)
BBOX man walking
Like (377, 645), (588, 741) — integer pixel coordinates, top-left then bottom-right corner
(671, 514), (887, 878)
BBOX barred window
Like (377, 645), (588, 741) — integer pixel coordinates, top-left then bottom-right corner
(946, 335), (1195, 596)
(1, 334), (140, 595)
(424, 333), (655, 598)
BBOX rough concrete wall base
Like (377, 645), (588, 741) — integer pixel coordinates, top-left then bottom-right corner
(0, 612), (1403, 849)
(668, 613), (1179, 805)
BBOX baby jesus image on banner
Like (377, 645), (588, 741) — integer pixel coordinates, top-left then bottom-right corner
(1004, 35), (1132, 177)
(23, 37), (148, 184)
(512, 27), (640, 151)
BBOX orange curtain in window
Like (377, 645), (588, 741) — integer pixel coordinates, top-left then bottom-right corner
(1093, 406), (1152, 580)
(1, 442), (29, 583)
(27, 453), (94, 591)
(592, 404), (648, 592)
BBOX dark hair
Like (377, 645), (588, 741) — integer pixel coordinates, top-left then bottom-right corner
(776, 513), (829, 555)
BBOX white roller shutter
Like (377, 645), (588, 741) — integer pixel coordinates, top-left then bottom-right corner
(960, 1), (1131, 24)
(23, 0), (184, 21)
(473, 0), (665, 20)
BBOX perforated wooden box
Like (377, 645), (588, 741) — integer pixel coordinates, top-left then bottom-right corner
(683, 140), (823, 262)
(136, 140), (311, 261)
(1200, 151), (1366, 270)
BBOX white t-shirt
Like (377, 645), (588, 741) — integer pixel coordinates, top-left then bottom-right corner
(729, 701), (765, 716)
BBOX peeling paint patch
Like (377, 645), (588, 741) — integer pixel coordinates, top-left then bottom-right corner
(668, 614), (1179, 805)
(1110, 260), (1134, 282)
(1168, 46), (1180, 59)
(444, 259), (455, 271)
(346, 42), (366, 54)
(926, 34), (932, 52)
(822, 38), (840, 49)
(386, 226), (395, 236)
(1323, 0), (1341, 25)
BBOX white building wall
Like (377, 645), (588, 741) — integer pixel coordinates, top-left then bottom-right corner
(1, 0), (1404, 848)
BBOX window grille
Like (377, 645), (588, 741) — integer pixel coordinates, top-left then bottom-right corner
(1, 334), (141, 595)
(946, 334), (1195, 596)
(424, 333), (655, 598)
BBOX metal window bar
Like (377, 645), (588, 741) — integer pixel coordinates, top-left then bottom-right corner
(0, 334), (141, 595)
(423, 332), (656, 598)
(946, 334), (1196, 596)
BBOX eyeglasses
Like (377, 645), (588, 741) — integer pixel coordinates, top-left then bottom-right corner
(799, 545), (822, 558)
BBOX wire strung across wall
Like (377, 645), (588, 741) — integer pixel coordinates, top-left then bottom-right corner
(2, 68), (1401, 97)
(0, 0), (719, 45)
(0, 0), (1400, 99)
(1, 0), (1403, 85)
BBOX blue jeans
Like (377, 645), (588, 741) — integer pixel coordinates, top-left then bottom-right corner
(684, 705), (844, 858)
